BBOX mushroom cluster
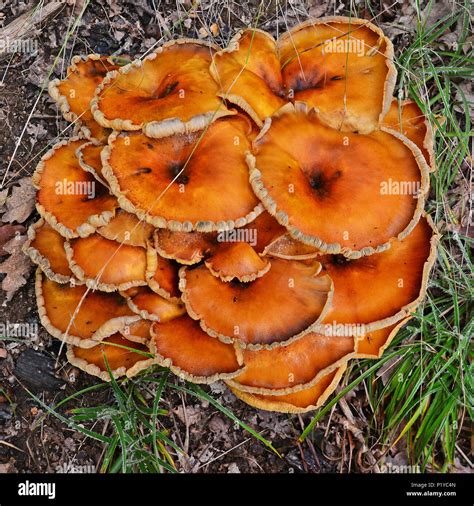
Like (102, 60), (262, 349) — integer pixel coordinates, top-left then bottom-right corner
(25, 17), (438, 413)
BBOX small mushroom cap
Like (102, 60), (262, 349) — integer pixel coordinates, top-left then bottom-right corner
(102, 117), (261, 231)
(228, 331), (355, 394)
(154, 229), (217, 265)
(210, 29), (286, 126)
(123, 286), (186, 322)
(205, 242), (270, 282)
(67, 332), (153, 381)
(262, 232), (321, 260)
(33, 138), (118, 239)
(319, 215), (438, 331)
(356, 317), (411, 359)
(49, 55), (120, 141)
(23, 219), (76, 283)
(65, 234), (151, 291)
(122, 319), (153, 344)
(383, 99), (435, 171)
(249, 103), (429, 257)
(76, 141), (109, 187)
(92, 40), (231, 137)
(96, 208), (154, 248)
(180, 258), (333, 347)
(152, 210), (284, 264)
(36, 269), (137, 348)
(146, 251), (181, 300)
(150, 315), (243, 383)
(228, 365), (346, 413)
(278, 17), (396, 133)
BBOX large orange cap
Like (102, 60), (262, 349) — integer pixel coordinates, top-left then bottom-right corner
(319, 215), (438, 332)
(249, 102), (430, 258)
(228, 331), (355, 394)
(33, 138), (118, 239)
(123, 286), (185, 322)
(23, 219), (76, 284)
(49, 54), (121, 141)
(228, 365), (346, 413)
(210, 18), (396, 133)
(210, 29), (286, 127)
(67, 332), (153, 381)
(35, 269), (138, 348)
(150, 315), (243, 383)
(92, 40), (232, 137)
(102, 117), (261, 231)
(180, 258), (333, 348)
(65, 234), (152, 291)
(278, 17), (396, 133)
(383, 99), (435, 171)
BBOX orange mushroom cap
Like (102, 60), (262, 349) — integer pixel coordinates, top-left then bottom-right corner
(67, 332), (153, 381)
(91, 40), (232, 137)
(211, 17), (396, 133)
(96, 208), (154, 248)
(318, 215), (439, 332)
(36, 269), (138, 348)
(23, 219), (76, 283)
(49, 54), (121, 141)
(122, 286), (185, 322)
(154, 229), (217, 265)
(152, 210), (284, 264)
(150, 315), (243, 383)
(249, 102), (430, 258)
(65, 234), (153, 291)
(210, 29), (286, 127)
(205, 242), (270, 282)
(228, 331), (355, 394)
(122, 318), (153, 344)
(279, 17), (395, 133)
(76, 141), (109, 187)
(238, 210), (287, 254)
(383, 99), (435, 172)
(180, 258), (333, 348)
(146, 250), (181, 300)
(262, 232), (321, 260)
(102, 117), (262, 231)
(33, 138), (118, 239)
(228, 365), (346, 413)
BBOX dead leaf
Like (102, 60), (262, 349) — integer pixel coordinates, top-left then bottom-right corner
(0, 225), (25, 255)
(0, 234), (32, 300)
(1, 178), (36, 224)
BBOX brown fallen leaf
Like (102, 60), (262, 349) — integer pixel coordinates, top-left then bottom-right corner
(2, 177), (36, 224)
(0, 224), (25, 255)
(0, 234), (32, 300)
